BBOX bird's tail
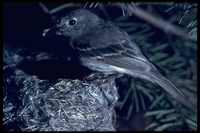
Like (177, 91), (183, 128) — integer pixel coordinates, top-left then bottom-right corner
(152, 72), (197, 114)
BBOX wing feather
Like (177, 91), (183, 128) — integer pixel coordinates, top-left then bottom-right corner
(73, 21), (154, 73)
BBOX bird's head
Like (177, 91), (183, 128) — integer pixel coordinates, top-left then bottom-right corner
(43, 9), (102, 39)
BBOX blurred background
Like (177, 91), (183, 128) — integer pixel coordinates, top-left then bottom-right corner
(3, 2), (197, 131)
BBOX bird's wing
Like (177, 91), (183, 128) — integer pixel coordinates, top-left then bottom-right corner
(74, 23), (153, 75)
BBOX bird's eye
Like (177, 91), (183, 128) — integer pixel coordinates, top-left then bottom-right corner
(68, 19), (77, 26)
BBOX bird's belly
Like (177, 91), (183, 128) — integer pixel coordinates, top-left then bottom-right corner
(80, 57), (116, 74)
(80, 57), (156, 83)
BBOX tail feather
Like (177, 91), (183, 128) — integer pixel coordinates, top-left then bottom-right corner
(153, 75), (197, 114)
(110, 65), (197, 114)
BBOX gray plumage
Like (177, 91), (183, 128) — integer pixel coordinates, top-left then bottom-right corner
(45, 9), (197, 114)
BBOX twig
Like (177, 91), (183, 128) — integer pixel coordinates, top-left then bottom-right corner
(112, 3), (197, 42)
(38, 2), (49, 14)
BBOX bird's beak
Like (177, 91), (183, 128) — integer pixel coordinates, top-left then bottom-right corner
(42, 28), (59, 37)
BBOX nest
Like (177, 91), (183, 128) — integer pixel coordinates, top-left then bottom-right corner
(3, 53), (119, 131)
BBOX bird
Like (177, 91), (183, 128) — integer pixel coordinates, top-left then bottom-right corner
(43, 9), (197, 114)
